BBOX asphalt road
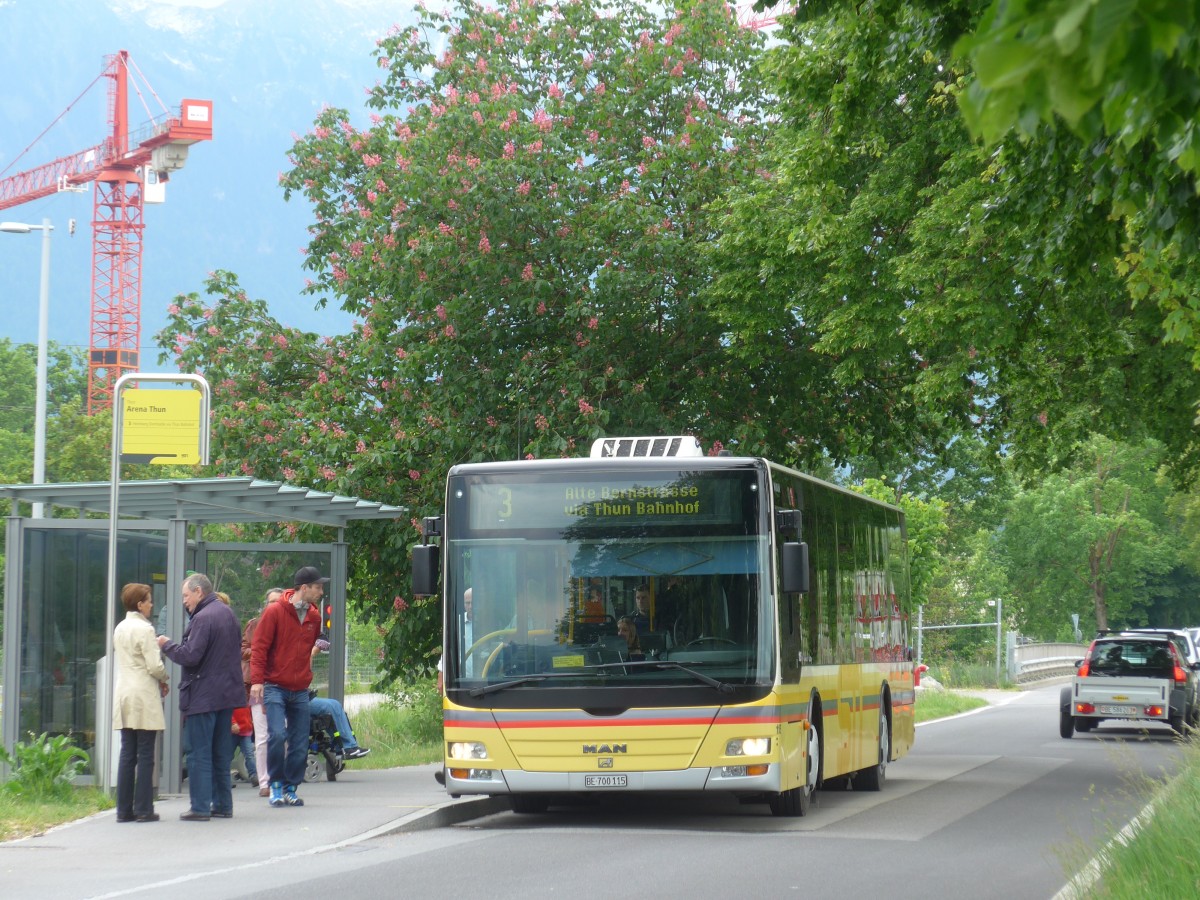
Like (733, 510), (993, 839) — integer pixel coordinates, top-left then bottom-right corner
(3, 683), (1187, 899)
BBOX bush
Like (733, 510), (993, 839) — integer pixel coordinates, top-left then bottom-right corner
(0, 732), (90, 801)
(384, 678), (443, 745)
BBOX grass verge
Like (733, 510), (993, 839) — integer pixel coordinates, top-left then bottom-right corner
(1080, 737), (1200, 897)
(0, 788), (113, 842)
(915, 689), (988, 723)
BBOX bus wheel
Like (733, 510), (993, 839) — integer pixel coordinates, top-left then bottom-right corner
(510, 794), (549, 814)
(856, 704), (888, 792)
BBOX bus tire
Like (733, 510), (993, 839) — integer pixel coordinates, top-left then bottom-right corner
(856, 701), (888, 792)
(510, 794), (549, 814)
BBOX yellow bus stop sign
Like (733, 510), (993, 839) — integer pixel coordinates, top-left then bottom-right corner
(119, 388), (204, 464)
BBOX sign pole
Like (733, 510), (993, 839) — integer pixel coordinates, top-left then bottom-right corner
(101, 373), (209, 793)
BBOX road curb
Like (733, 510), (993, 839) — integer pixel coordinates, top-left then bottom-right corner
(370, 795), (511, 839)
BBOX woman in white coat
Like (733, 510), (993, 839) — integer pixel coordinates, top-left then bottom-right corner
(113, 582), (170, 822)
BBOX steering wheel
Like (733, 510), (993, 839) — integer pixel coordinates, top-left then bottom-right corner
(477, 629), (553, 677)
(687, 636), (737, 647)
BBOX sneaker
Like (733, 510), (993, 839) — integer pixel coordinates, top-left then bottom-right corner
(282, 785), (304, 807)
(268, 782), (285, 808)
(343, 746), (371, 760)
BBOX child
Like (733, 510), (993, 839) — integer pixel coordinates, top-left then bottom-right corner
(230, 706), (258, 785)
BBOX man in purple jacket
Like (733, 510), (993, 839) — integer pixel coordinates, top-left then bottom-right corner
(157, 572), (245, 821)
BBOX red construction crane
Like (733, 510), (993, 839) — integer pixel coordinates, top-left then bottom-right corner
(0, 50), (212, 413)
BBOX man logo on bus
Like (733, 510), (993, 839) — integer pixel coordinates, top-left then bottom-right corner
(582, 744), (627, 754)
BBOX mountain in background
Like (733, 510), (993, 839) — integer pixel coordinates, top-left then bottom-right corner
(0, 0), (427, 359)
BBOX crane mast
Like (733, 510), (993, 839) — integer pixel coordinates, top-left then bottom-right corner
(0, 50), (212, 413)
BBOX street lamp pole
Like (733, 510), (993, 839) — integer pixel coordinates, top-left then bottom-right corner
(1, 217), (53, 518)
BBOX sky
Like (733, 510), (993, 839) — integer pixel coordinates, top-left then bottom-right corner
(0, 0), (430, 367)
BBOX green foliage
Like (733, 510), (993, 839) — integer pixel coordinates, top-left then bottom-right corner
(384, 679), (444, 746)
(997, 435), (1180, 633)
(733, 1), (1200, 483)
(0, 732), (90, 801)
(913, 689), (987, 723)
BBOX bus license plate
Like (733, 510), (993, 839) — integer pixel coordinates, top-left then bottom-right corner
(585, 774), (627, 788)
(1099, 705), (1134, 716)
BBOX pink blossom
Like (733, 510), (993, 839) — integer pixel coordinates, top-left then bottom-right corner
(578, 399), (594, 415)
(207, 325), (219, 336)
(548, 83), (563, 99)
(486, 415), (498, 427)
(587, 316), (598, 330)
(395, 347), (408, 359)
(468, 91), (480, 104)
(438, 221), (453, 235)
(408, 469), (420, 481)
(320, 465), (337, 481)
(526, 139), (543, 153)
(532, 108), (553, 132)
(473, 110), (484, 126)
(273, 334), (289, 349)
(503, 141), (515, 158)
(522, 263), (535, 281)
(1037, 411), (1049, 426)
(436, 304), (447, 320)
(282, 467), (296, 480)
(535, 413), (549, 431)
(393, 595), (408, 612)
(670, 62), (684, 77)
(536, 300), (546, 314)
(363, 152), (382, 167)
(480, 234), (492, 253)
(643, 135), (656, 149)
(356, 439), (367, 453)
(349, 241), (365, 258)
(366, 190), (378, 204)
(318, 370), (329, 384)
(594, 81), (605, 95)
(587, 130), (599, 144)
(517, 181), (531, 195)
(167, 303), (181, 315)
(443, 323), (456, 338)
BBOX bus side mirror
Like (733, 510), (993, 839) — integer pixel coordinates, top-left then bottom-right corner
(781, 541), (810, 594)
(780, 541), (809, 594)
(412, 544), (440, 597)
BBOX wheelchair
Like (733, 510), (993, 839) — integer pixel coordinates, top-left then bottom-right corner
(304, 707), (346, 783)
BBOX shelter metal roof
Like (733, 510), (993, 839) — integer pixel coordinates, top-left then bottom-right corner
(0, 477), (408, 527)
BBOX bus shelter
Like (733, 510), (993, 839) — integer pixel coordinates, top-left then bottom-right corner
(1, 477), (406, 793)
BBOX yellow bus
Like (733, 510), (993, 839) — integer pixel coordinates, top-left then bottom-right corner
(413, 436), (914, 816)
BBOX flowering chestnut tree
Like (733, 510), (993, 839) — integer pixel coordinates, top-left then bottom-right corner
(158, 0), (773, 679)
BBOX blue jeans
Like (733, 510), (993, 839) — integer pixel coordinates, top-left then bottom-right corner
(309, 697), (359, 750)
(232, 732), (257, 784)
(184, 710), (234, 815)
(264, 684), (311, 788)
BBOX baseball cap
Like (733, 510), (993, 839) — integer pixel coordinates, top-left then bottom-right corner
(294, 566), (330, 586)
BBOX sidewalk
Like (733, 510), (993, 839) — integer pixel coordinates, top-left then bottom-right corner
(0, 763), (507, 900)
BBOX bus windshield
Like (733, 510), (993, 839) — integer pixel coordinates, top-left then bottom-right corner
(443, 466), (773, 696)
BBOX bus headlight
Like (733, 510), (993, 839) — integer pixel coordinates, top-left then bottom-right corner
(726, 737), (771, 756)
(448, 741), (488, 760)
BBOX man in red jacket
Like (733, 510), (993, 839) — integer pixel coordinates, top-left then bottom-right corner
(249, 566), (327, 808)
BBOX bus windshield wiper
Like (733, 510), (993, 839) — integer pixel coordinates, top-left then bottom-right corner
(651, 661), (735, 693)
(468, 673), (577, 697)
(586, 659), (735, 693)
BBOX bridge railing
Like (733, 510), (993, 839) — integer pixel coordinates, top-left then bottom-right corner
(1007, 639), (1087, 683)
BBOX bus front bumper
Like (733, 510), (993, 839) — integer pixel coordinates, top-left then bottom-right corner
(443, 763), (780, 795)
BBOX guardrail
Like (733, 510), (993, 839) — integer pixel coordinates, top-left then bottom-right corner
(1009, 640), (1087, 684)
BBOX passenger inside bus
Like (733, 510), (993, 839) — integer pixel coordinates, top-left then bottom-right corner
(616, 616), (645, 662)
